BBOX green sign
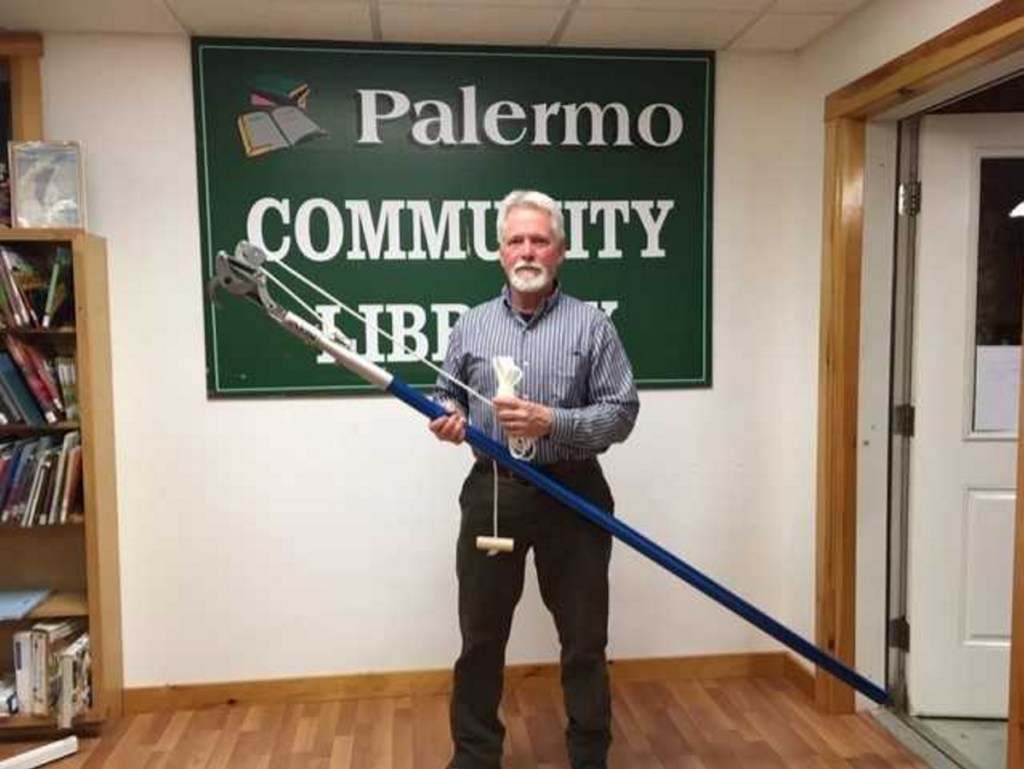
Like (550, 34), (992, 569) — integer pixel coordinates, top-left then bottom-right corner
(193, 39), (714, 394)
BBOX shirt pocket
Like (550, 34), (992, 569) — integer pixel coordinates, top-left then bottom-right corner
(552, 349), (590, 406)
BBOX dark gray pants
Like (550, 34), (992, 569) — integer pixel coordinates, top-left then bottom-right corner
(449, 459), (614, 769)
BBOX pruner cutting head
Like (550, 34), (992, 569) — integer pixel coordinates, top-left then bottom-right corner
(208, 241), (279, 312)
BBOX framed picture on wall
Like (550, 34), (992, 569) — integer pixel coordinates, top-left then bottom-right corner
(8, 140), (86, 229)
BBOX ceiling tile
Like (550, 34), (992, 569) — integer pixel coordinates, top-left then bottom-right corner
(772, 0), (867, 12)
(0, 0), (867, 49)
(578, 0), (768, 9)
(251, 7), (373, 39)
(0, 0), (180, 34)
(561, 9), (751, 49)
(729, 11), (839, 51)
(171, 0), (372, 38)
(380, 0), (568, 6)
(380, 4), (564, 44)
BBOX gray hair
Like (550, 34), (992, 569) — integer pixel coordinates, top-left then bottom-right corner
(497, 190), (565, 246)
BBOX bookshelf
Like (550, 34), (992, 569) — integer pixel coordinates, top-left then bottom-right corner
(0, 229), (121, 735)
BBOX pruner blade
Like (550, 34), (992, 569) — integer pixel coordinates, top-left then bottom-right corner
(208, 241), (279, 313)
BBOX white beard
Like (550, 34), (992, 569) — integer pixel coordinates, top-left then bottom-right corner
(508, 263), (553, 294)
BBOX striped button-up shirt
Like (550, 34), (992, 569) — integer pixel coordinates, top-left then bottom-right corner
(435, 283), (640, 464)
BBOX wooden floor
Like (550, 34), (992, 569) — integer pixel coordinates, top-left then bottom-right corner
(0, 675), (928, 769)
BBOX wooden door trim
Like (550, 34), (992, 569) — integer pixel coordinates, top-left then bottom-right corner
(816, 4), (1024, 740)
(816, 116), (863, 715)
(825, 3), (1024, 121)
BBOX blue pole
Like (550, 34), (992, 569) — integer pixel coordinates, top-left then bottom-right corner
(388, 376), (889, 705)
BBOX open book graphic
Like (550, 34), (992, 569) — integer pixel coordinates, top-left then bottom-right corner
(238, 105), (327, 158)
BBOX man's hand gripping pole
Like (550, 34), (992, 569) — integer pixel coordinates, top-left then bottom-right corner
(208, 241), (890, 706)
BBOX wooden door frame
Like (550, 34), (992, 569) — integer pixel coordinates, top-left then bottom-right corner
(814, 0), (1024, 750)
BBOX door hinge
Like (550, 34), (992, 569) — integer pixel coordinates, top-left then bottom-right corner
(889, 617), (910, 651)
(899, 181), (921, 217)
(893, 404), (915, 437)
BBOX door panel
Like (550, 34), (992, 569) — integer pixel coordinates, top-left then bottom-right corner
(964, 488), (1015, 641)
(908, 113), (1024, 717)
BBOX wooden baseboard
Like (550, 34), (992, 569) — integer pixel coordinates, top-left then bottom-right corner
(781, 653), (816, 700)
(123, 651), (811, 715)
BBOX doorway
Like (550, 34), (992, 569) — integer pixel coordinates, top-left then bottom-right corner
(888, 75), (1024, 769)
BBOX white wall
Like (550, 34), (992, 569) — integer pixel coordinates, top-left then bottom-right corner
(35, 0), (999, 690)
(38, 36), (810, 687)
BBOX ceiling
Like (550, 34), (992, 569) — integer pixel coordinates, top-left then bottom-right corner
(0, 0), (870, 52)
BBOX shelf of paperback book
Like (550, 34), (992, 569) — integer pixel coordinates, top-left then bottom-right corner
(0, 229), (121, 736)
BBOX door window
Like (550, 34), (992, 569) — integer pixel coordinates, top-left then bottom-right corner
(972, 156), (1024, 434)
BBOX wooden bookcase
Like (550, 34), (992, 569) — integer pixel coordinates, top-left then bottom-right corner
(0, 229), (121, 735)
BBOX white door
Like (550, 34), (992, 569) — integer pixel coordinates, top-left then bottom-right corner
(907, 113), (1024, 718)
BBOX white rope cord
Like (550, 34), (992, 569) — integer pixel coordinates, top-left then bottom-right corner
(487, 463), (501, 557)
(273, 258), (492, 408)
(261, 269), (343, 340)
(492, 356), (535, 461)
(484, 356), (533, 557)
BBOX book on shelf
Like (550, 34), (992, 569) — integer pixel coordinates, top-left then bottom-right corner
(19, 340), (64, 414)
(60, 443), (83, 523)
(0, 370), (18, 425)
(56, 632), (89, 729)
(7, 629), (91, 728)
(237, 105), (327, 158)
(0, 440), (30, 523)
(3, 337), (61, 423)
(0, 439), (38, 524)
(0, 434), (82, 527)
(2, 438), (39, 524)
(46, 431), (79, 526)
(42, 246), (71, 329)
(0, 673), (16, 717)
(0, 254), (28, 328)
(3, 436), (48, 526)
(15, 439), (48, 527)
(23, 446), (57, 528)
(0, 353), (47, 426)
(0, 242), (75, 330)
(0, 442), (21, 513)
(0, 279), (12, 331)
(12, 630), (31, 716)
(0, 246), (39, 328)
(0, 589), (52, 621)
(55, 357), (78, 422)
(29, 618), (85, 717)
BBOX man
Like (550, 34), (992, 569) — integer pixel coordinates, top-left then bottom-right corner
(430, 190), (640, 769)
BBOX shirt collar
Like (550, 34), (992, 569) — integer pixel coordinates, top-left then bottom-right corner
(501, 281), (562, 322)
